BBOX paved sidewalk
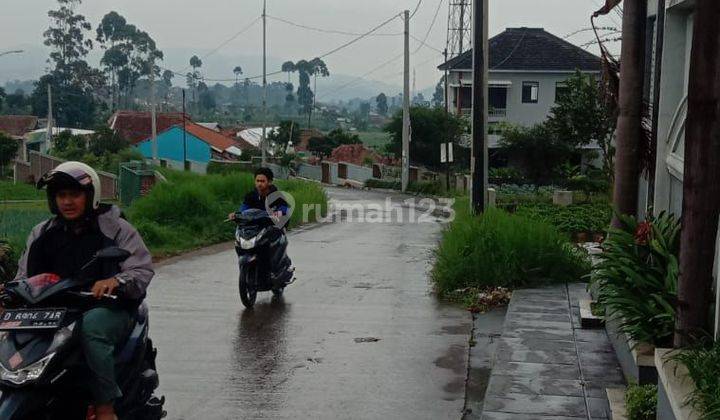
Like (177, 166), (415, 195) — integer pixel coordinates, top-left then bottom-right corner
(480, 283), (625, 420)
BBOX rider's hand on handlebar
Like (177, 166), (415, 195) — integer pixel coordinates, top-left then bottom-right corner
(227, 212), (236, 221)
(92, 278), (120, 299)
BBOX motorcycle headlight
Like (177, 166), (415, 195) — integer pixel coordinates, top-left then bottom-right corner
(239, 236), (258, 250)
(0, 352), (55, 385)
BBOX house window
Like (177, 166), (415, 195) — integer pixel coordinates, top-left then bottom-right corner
(489, 87), (508, 111)
(555, 82), (570, 102)
(522, 82), (539, 103)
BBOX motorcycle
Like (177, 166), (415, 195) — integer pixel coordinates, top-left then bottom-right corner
(233, 209), (294, 308)
(0, 247), (166, 420)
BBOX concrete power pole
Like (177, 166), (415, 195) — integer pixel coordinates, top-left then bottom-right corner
(46, 84), (53, 150)
(150, 60), (158, 165)
(470, 0), (488, 213)
(261, 0), (268, 166)
(401, 10), (411, 192)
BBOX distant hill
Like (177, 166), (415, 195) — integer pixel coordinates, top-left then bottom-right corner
(0, 45), (403, 102)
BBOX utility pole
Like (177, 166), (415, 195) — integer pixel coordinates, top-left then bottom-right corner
(150, 60), (158, 165)
(444, 48), (451, 192)
(401, 10), (411, 192)
(261, 0), (268, 166)
(182, 89), (187, 171)
(470, 0), (488, 213)
(46, 84), (53, 150)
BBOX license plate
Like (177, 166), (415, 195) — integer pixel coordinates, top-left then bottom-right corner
(0, 309), (66, 330)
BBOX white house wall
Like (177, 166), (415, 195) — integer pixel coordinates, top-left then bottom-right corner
(653, 7), (694, 215)
(448, 70), (599, 128)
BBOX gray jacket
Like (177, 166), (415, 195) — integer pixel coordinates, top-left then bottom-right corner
(14, 205), (154, 300)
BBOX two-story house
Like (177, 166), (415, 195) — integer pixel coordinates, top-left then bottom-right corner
(438, 27), (602, 148)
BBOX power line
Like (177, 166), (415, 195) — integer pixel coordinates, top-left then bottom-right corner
(409, 0), (423, 18)
(412, 0), (445, 54)
(410, 34), (443, 54)
(317, 12), (404, 59)
(159, 12), (404, 84)
(179, 17), (261, 74)
(317, 53), (404, 99)
(266, 15), (402, 37)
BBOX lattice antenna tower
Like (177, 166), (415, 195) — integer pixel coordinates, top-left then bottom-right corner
(446, 0), (473, 58)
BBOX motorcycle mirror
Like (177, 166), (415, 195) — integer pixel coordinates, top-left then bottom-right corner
(95, 247), (131, 261)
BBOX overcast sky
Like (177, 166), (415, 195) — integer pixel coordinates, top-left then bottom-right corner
(0, 0), (620, 91)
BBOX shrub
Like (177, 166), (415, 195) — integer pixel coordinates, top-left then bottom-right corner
(365, 179), (400, 190)
(407, 180), (443, 196)
(591, 212), (680, 347)
(127, 171), (327, 255)
(672, 340), (720, 420)
(625, 384), (657, 420)
(0, 181), (45, 200)
(432, 198), (590, 294)
(515, 202), (612, 235)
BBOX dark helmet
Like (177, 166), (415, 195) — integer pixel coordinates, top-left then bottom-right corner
(37, 161), (101, 215)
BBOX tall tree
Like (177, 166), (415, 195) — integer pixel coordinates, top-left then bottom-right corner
(0, 87), (5, 111)
(674, 0), (720, 347)
(44, 0), (94, 86)
(376, 93), (388, 116)
(96, 12), (163, 109)
(295, 60), (314, 119)
(308, 57), (329, 125)
(36, 0), (102, 127)
(233, 66), (243, 85)
(281, 61), (296, 83)
(611, 0), (647, 225)
(96, 11), (128, 110)
(189, 55), (203, 111)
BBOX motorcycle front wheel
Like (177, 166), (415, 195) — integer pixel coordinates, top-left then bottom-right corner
(239, 264), (258, 308)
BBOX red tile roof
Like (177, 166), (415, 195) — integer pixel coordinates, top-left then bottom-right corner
(0, 115), (38, 137)
(109, 111), (189, 144)
(183, 122), (238, 151)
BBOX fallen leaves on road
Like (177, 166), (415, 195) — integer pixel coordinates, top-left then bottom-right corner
(448, 287), (513, 313)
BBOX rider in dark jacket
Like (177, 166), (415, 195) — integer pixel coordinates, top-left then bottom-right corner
(14, 161), (154, 420)
(228, 167), (293, 286)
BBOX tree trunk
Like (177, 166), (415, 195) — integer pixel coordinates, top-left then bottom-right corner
(611, 0), (647, 226)
(674, 0), (720, 347)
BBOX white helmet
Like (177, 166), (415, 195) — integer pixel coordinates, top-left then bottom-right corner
(37, 161), (102, 214)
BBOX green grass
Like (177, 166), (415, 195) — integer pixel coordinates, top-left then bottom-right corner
(515, 202), (612, 235)
(127, 170), (328, 256)
(357, 131), (391, 149)
(432, 197), (590, 295)
(0, 181), (45, 201)
(0, 205), (51, 278)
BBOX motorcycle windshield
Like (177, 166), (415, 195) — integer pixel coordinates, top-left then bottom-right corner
(236, 210), (274, 228)
(23, 274), (62, 300)
(11, 274), (78, 305)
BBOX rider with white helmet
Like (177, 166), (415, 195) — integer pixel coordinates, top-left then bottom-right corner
(14, 161), (155, 420)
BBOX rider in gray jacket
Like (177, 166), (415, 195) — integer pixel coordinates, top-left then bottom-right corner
(14, 161), (153, 420)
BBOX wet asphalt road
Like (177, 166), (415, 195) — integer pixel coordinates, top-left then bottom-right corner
(147, 188), (472, 419)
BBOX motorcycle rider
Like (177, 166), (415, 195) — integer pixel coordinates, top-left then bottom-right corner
(228, 167), (293, 286)
(228, 167), (289, 220)
(13, 161), (154, 420)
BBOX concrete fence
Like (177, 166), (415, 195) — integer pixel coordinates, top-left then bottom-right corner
(14, 151), (118, 199)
